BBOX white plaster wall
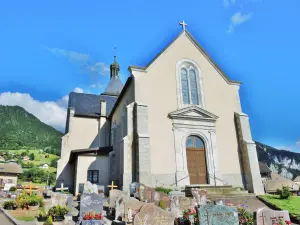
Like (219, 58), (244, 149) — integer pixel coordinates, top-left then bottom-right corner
(56, 115), (100, 190)
(0, 174), (18, 184)
(75, 155), (109, 195)
(133, 31), (243, 183)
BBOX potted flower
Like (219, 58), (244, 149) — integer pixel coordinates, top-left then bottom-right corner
(28, 194), (42, 210)
(36, 207), (48, 222)
(3, 200), (17, 210)
(48, 205), (69, 222)
(82, 211), (104, 225)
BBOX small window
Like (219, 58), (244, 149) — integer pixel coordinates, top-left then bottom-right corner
(87, 170), (99, 184)
(186, 135), (204, 149)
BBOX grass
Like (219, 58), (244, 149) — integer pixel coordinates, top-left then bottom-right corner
(260, 194), (300, 221)
(14, 216), (36, 222)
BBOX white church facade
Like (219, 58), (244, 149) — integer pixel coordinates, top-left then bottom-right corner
(56, 24), (264, 195)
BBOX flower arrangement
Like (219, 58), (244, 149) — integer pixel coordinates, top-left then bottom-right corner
(238, 207), (254, 225)
(183, 207), (198, 224)
(83, 211), (104, 220)
(276, 219), (292, 225)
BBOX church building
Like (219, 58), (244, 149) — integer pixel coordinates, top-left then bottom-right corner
(56, 23), (264, 195)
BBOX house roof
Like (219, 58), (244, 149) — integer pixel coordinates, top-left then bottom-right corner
(103, 76), (124, 96)
(0, 163), (23, 174)
(265, 178), (299, 192)
(68, 92), (118, 118)
(259, 162), (272, 174)
(293, 176), (300, 182)
(128, 30), (241, 85)
(68, 147), (113, 163)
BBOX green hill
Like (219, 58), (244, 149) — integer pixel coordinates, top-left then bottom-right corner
(0, 105), (62, 155)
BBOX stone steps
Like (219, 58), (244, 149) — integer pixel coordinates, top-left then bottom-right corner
(184, 185), (250, 197)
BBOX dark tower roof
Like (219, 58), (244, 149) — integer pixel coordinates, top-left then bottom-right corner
(103, 47), (123, 96)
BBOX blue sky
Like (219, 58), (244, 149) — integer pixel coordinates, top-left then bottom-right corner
(0, 0), (300, 151)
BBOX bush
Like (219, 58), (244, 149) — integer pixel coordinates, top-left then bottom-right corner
(36, 207), (48, 220)
(155, 187), (173, 194)
(3, 200), (16, 210)
(9, 186), (16, 192)
(48, 205), (69, 217)
(43, 216), (53, 225)
(277, 186), (292, 199)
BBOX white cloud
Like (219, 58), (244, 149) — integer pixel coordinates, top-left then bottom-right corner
(224, 0), (236, 8)
(296, 141), (300, 145)
(73, 87), (84, 93)
(90, 84), (97, 88)
(45, 47), (90, 62)
(87, 62), (110, 75)
(45, 47), (110, 76)
(0, 87), (84, 132)
(90, 82), (104, 89)
(0, 92), (67, 132)
(227, 12), (253, 33)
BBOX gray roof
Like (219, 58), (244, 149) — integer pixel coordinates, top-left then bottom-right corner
(294, 176), (300, 182)
(103, 76), (123, 96)
(0, 163), (23, 174)
(68, 92), (118, 118)
(259, 162), (272, 174)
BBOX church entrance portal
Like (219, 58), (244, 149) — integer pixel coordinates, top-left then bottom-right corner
(186, 135), (208, 184)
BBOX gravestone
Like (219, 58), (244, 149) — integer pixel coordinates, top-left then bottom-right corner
(169, 190), (185, 199)
(170, 196), (182, 217)
(123, 197), (145, 223)
(138, 184), (146, 201)
(130, 182), (138, 197)
(109, 190), (127, 208)
(178, 196), (191, 211)
(197, 205), (239, 225)
(50, 192), (68, 208)
(153, 191), (161, 206)
(115, 195), (127, 220)
(191, 188), (207, 206)
(255, 207), (290, 225)
(144, 187), (155, 203)
(133, 203), (175, 225)
(80, 193), (104, 217)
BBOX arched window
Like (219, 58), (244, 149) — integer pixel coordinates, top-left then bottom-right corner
(180, 65), (200, 105)
(186, 135), (204, 149)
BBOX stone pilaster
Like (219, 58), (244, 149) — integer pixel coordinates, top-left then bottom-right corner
(235, 112), (264, 194)
(121, 103), (134, 193)
(134, 102), (152, 186)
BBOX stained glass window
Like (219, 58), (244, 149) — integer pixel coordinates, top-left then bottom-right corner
(189, 69), (199, 105)
(181, 68), (190, 104)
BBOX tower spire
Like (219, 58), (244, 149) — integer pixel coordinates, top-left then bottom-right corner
(110, 45), (120, 79)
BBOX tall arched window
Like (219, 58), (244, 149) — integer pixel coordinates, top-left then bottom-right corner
(180, 65), (200, 105)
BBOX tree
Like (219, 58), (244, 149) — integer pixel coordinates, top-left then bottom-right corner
(21, 151), (27, 156)
(29, 153), (35, 160)
(50, 158), (58, 168)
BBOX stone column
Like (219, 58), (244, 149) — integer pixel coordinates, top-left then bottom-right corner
(121, 103), (134, 193)
(99, 100), (107, 147)
(134, 102), (152, 186)
(235, 112), (264, 194)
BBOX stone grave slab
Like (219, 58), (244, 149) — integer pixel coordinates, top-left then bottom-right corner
(80, 193), (104, 217)
(138, 184), (146, 201)
(197, 204), (239, 225)
(178, 196), (191, 211)
(134, 203), (175, 225)
(123, 197), (145, 223)
(170, 196), (182, 218)
(109, 190), (127, 208)
(153, 191), (161, 206)
(144, 186), (154, 203)
(255, 207), (290, 225)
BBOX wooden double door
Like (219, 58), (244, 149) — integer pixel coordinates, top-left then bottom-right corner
(186, 136), (208, 184)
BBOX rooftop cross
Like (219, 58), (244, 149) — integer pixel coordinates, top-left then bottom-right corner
(114, 45), (117, 62)
(179, 20), (188, 30)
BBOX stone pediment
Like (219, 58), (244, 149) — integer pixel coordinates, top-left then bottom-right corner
(168, 106), (218, 121)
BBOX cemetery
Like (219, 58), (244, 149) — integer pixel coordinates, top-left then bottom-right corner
(0, 180), (298, 225)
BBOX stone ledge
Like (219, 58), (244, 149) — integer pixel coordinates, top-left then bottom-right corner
(0, 207), (19, 225)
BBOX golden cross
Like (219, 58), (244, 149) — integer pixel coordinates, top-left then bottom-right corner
(107, 181), (118, 190)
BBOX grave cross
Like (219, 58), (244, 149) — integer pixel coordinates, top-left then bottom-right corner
(23, 181), (35, 194)
(56, 183), (69, 192)
(204, 210), (211, 225)
(179, 20), (188, 30)
(108, 181), (118, 190)
(260, 212), (266, 225)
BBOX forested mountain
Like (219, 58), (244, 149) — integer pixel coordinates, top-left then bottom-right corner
(256, 141), (300, 180)
(0, 105), (62, 155)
